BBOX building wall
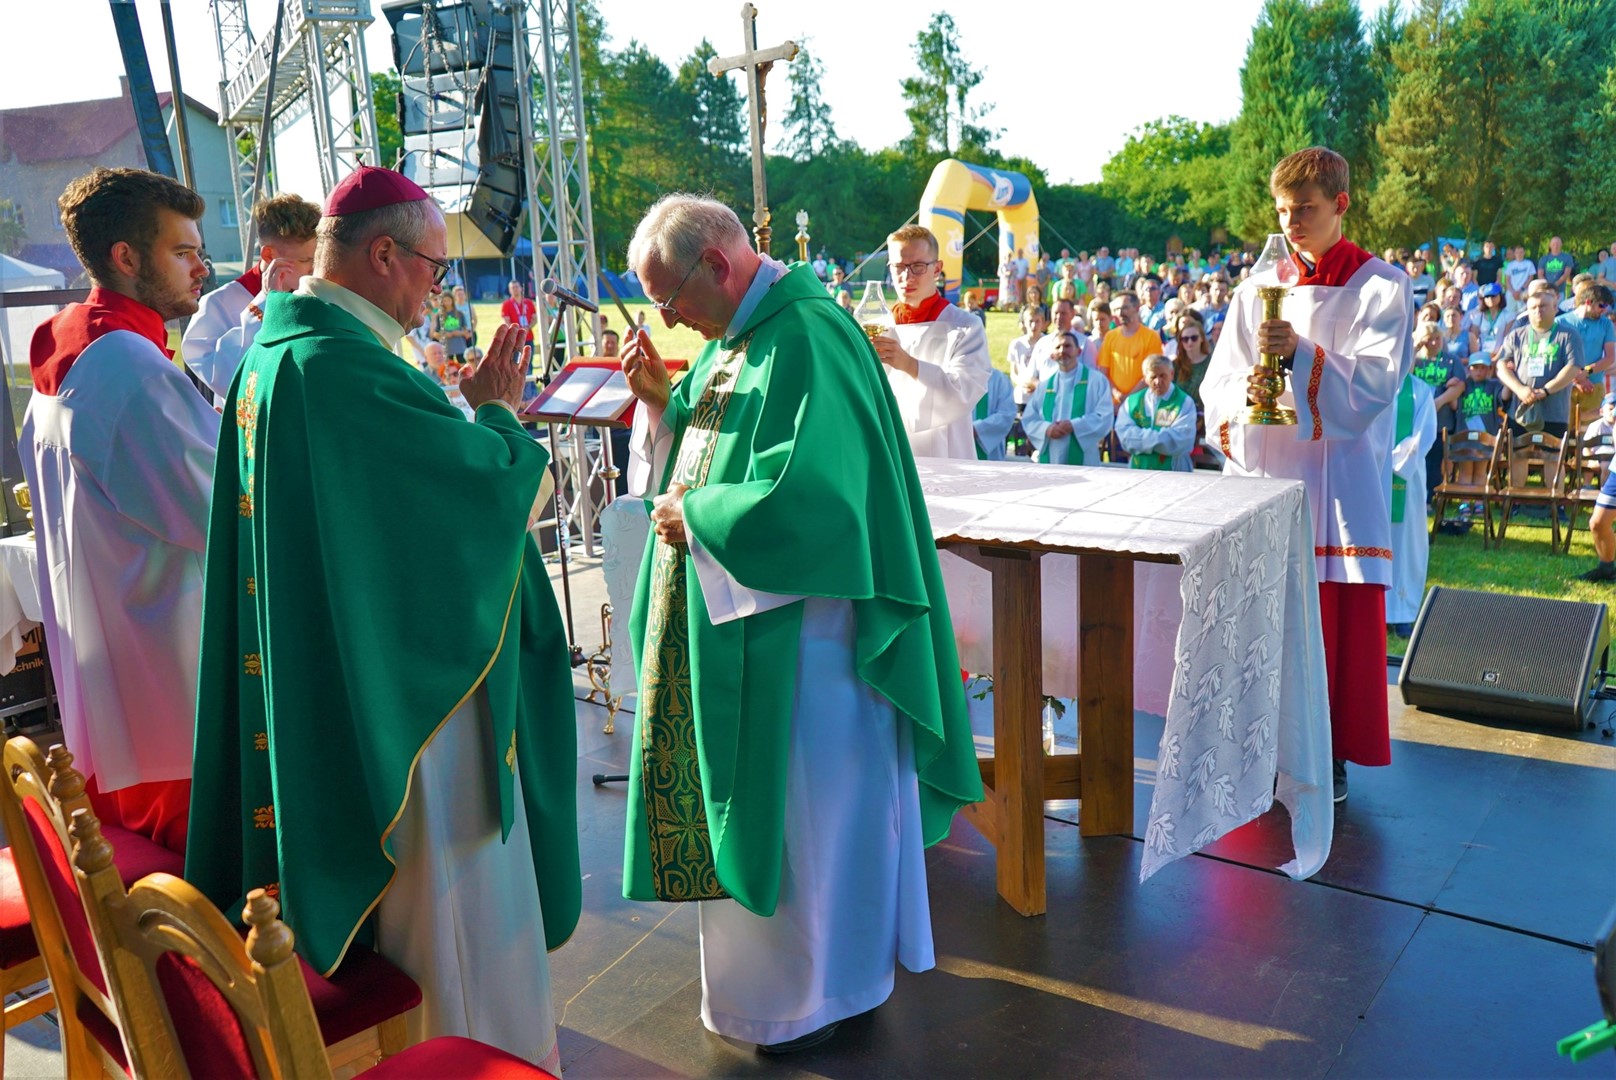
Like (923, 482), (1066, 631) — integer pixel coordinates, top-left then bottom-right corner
(161, 101), (242, 265)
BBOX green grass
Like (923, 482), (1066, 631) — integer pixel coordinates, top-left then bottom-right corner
(1401, 511), (1609, 656)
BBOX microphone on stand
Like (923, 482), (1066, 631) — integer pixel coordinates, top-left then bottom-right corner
(540, 278), (599, 313)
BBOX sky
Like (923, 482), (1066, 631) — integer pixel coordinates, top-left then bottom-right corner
(2, 0), (1396, 187)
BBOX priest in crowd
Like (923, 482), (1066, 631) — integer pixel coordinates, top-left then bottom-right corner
(184, 167), (580, 1069)
(1386, 373), (1437, 636)
(1202, 146), (1413, 803)
(1115, 354), (1199, 471)
(619, 194), (982, 1053)
(871, 224), (992, 458)
(182, 193), (320, 399)
(1022, 329), (1114, 465)
(22, 167), (217, 853)
(973, 367), (1018, 459)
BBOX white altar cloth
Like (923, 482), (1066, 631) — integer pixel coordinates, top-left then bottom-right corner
(0, 534), (41, 674)
(599, 458), (1333, 884)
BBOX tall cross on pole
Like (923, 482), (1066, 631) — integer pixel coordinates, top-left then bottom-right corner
(708, 4), (797, 255)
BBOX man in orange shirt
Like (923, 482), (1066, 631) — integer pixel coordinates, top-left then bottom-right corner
(1097, 292), (1165, 403)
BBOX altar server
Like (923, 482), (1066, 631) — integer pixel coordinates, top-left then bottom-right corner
(21, 167), (216, 852)
(621, 194), (981, 1054)
(182, 193), (319, 398)
(1386, 374), (1437, 635)
(871, 224), (992, 458)
(1116, 354), (1198, 471)
(1022, 330), (1114, 465)
(1202, 146), (1413, 802)
(184, 167), (579, 1069)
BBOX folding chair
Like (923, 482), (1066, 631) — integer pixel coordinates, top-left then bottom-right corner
(1496, 429), (1573, 548)
(1429, 427), (1505, 546)
(1561, 432), (1615, 553)
(69, 807), (557, 1080)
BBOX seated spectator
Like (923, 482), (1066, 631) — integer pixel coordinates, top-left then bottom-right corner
(422, 340), (448, 381)
(1583, 392), (1616, 444)
(1008, 303), (1050, 405)
(1116, 355), (1197, 472)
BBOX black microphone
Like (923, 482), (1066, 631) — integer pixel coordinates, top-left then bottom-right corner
(540, 278), (599, 313)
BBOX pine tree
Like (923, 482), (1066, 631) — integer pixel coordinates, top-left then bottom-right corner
(782, 39), (836, 160)
(900, 14), (996, 157)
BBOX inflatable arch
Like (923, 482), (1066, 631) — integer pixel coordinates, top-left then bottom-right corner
(919, 159), (1040, 302)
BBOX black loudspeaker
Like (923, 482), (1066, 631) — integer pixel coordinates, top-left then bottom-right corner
(1399, 587), (1609, 730)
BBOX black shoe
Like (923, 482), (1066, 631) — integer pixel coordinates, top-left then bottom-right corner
(1332, 759), (1348, 804)
(758, 1022), (841, 1055)
(1579, 564), (1616, 582)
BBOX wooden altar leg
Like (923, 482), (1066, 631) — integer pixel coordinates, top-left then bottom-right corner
(1079, 554), (1134, 837)
(972, 548), (1046, 916)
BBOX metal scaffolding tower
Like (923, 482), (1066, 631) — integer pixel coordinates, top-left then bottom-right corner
(210, 0), (383, 259)
(514, 0), (600, 360)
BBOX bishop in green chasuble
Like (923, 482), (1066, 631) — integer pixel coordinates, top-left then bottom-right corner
(185, 290), (581, 978)
(623, 261), (984, 917)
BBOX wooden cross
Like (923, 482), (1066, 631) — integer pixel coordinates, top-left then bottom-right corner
(707, 4), (797, 254)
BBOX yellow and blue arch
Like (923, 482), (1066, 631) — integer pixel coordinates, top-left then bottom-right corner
(919, 159), (1040, 302)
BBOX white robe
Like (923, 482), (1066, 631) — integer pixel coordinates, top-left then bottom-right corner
(1115, 386), (1199, 472)
(182, 278), (253, 397)
(1387, 377), (1437, 624)
(19, 329), (218, 792)
(630, 403), (933, 1046)
(973, 369), (1018, 460)
(1202, 255), (1413, 587)
(887, 304), (992, 459)
(1021, 363), (1114, 466)
(375, 689), (561, 1072)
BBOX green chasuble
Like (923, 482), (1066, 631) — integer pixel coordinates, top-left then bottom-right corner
(185, 292), (581, 976)
(623, 263), (983, 916)
(1390, 376), (1416, 523)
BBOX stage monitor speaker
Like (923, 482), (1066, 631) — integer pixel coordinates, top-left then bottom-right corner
(1398, 586), (1608, 730)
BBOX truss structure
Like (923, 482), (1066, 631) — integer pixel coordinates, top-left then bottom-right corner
(210, 0), (383, 258)
(514, 0), (600, 360)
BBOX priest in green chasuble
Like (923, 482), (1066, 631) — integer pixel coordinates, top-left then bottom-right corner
(620, 194), (983, 1053)
(184, 167), (580, 1070)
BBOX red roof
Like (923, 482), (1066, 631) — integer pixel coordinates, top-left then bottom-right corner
(0, 86), (217, 166)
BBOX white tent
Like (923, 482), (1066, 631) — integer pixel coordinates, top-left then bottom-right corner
(0, 253), (66, 369)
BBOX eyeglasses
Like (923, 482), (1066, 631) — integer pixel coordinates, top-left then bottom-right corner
(651, 255), (703, 314)
(889, 260), (939, 279)
(394, 240), (451, 287)
(1179, 333), (1203, 343)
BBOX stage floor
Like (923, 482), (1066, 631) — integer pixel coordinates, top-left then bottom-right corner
(4, 577), (1613, 1077)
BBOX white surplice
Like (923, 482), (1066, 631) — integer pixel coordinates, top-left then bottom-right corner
(630, 389), (934, 1045)
(375, 689), (561, 1072)
(887, 304), (992, 459)
(1021, 363), (1114, 466)
(19, 329), (218, 792)
(1387, 377), (1437, 624)
(1202, 255), (1414, 587)
(973, 369), (1018, 460)
(182, 278), (253, 397)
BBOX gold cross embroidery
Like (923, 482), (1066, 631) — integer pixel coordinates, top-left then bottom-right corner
(506, 730), (517, 773)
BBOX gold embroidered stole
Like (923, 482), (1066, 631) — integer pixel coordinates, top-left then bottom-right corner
(639, 345), (746, 901)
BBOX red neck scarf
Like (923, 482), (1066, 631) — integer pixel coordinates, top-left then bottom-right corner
(236, 266), (263, 297)
(892, 293), (950, 325)
(1291, 238), (1373, 289)
(29, 287), (172, 395)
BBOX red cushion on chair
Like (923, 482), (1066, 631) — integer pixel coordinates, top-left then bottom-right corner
(0, 849), (40, 970)
(75, 992), (127, 1072)
(156, 951), (261, 1079)
(301, 945), (423, 1046)
(17, 799), (186, 994)
(363, 1036), (558, 1079)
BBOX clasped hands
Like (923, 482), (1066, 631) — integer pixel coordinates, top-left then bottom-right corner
(651, 483), (689, 546)
(460, 323), (531, 411)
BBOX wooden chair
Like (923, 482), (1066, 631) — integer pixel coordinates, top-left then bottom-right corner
(69, 807), (557, 1080)
(3, 738), (423, 1076)
(0, 851), (56, 1078)
(1429, 427), (1505, 546)
(1560, 432), (1614, 553)
(0, 737), (181, 1077)
(1496, 429), (1573, 548)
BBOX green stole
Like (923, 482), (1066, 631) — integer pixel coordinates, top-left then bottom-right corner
(1125, 384), (1189, 470)
(1038, 365), (1091, 465)
(1391, 377), (1415, 523)
(637, 346), (746, 901)
(974, 389), (990, 460)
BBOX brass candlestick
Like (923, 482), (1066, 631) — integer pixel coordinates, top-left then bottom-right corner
(795, 208), (810, 264)
(1238, 284), (1298, 426)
